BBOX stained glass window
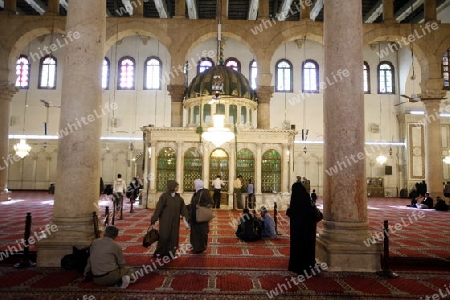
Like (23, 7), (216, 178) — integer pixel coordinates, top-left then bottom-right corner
(443, 49), (449, 90)
(16, 56), (30, 89)
(156, 147), (176, 192)
(38, 55), (56, 89)
(236, 149), (255, 186)
(144, 56), (161, 90)
(378, 61), (395, 94)
(275, 59), (292, 92)
(183, 147), (202, 192)
(302, 59), (319, 93)
(210, 148), (229, 190)
(249, 60), (257, 90)
(261, 150), (281, 193)
(102, 57), (110, 90)
(225, 57), (241, 72)
(118, 56), (135, 90)
(363, 61), (370, 94)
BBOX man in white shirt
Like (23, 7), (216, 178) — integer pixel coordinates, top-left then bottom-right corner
(212, 175), (225, 209)
(113, 174), (126, 211)
(233, 175), (243, 209)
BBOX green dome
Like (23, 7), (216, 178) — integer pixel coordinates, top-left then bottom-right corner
(186, 65), (256, 101)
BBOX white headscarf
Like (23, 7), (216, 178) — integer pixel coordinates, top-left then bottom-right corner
(194, 179), (204, 192)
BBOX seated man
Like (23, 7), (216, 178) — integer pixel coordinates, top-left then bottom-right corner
(259, 206), (277, 238)
(84, 226), (137, 289)
(236, 208), (262, 241)
(417, 192), (433, 209)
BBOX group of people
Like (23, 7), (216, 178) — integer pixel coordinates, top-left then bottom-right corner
(111, 174), (143, 211)
(83, 177), (319, 288)
(213, 174), (255, 210)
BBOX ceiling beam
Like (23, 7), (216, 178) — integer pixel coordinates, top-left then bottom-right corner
(248, 0), (259, 20)
(275, 0), (293, 21)
(24, 0), (47, 15)
(395, 0), (423, 22)
(186, 0), (198, 19)
(154, 0), (169, 18)
(121, 0), (134, 15)
(363, 0), (383, 23)
(310, 0), (323, 21)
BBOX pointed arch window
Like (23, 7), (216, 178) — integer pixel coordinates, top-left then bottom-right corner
(443, 48), (449, 90)
(236, 148), (255, 185)
(183, 147), (202, 192)
(102, 57), (110, 90)
(363, 61), (370, 94)
(144, 56), (162, 90)
(118, 56), (135, 90)
(249, 60), (257, 90)
(378, 61), (395, 94)
(156, 147), (176, 192)
(225, 57), (241, 72)
(275, 59), (293, 92)
(302, 59), (319, 93)
(197, 57), (214, 74)
(261, 150), (281, 193)
(38, 55), (57, 89)
(16, 55), (30, 89)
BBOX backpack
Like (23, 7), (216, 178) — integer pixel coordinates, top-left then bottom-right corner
(61, 246), (90, 274)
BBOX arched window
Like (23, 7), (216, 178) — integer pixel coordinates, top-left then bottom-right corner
(38, 55), (57, 89)
(249, 60), (257, 90)
(210, 148), (229, 190)
(261, 150), (281, 193)
(302, 59), (319, 93)
(144, 56), (162, 90)
(183, 147), (202, 192)
(118, 56), (135, 90)
(443, 48), (449, 90)
(378, 61), (395, 94)
(275, 59), (293, 92)
(225, 57), (241, 72)
(15, 55), (30, 89)
(197, 57), (214, 74)
(102, 57), (110, 90)
(363, 61), (370, 94)
(236, 148), (255, 186)
(156, 147), (176, 192)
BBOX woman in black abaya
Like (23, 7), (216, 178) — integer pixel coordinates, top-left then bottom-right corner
(287, 181), (317, 274)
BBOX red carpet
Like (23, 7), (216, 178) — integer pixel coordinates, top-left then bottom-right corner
(0, 191), (449, 299)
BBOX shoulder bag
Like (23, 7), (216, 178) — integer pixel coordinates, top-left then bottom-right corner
(196, 191), (214, 222)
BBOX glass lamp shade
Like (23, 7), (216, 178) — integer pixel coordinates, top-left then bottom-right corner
(376, 154), (387, 165)
(201, 114), (235, 147)
(14, 139), (31, 158)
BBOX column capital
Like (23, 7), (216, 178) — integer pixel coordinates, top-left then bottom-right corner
(0, 82), (19, 101)
(167, 84), (187, 103)
(256, 86), (274, 104)
(421, 90), (447, 101)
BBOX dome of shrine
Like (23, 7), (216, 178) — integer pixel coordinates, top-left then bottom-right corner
(185, 65), (256, 101)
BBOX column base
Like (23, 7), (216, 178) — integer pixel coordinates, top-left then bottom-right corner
(36, 217), (96, 267)
(0, 190), (11, 201)
(316, 220), (381, 272)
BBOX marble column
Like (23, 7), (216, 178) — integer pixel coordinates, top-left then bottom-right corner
(202, 142), (210, 187)
(0, 83), (17, 201)
(168, 84), (186, 127)
(256, 86), (274, 129)
(281, 143), (289, 193)
(255, 144), (262, 195)
(423, 99), (444, 198)
(37, 0), (106, 267)
(176, 141), (183, 191)
(317, 0), (380, 272)
(149, 143), (157, 207)
(424, 0), (437, 22)
(382, 0), (394, 22)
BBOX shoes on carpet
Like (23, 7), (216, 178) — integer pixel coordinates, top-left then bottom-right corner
(121, 275), (130, 289)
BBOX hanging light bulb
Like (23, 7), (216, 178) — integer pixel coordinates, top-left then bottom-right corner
(14, 139), (31, 158)
(376, 153), (387, 165)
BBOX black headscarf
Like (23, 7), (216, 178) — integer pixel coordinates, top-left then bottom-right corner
(167, 180), (179, 192)
(290, 182), (311, 212)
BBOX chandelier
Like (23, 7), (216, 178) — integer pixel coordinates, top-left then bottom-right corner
(14, 139), (31, 158)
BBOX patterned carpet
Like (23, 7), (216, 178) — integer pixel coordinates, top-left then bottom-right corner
(0, 191), (449, 299)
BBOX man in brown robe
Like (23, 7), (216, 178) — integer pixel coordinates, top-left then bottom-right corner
(150, 180), (188, 258)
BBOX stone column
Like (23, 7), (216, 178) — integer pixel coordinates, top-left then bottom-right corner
(174, 0), (186, 18)
(424, 0), (437, 22)
(382, 0), (394, 22)
(168, 84), (186, 127)
(256, 86), (274, 129)
(202, 142), (210, 186)
(149, 143), (157, 207)
(281, 143), (289, 193)
(255, 144), (262, 195)
(0, 83), (17, 201)
(176, 141), (183, 191)
(37, 0), (106, 267)
(423, 99), (444, 198)
(317, 0), (380, 272)
(46, 0), (59, 15)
